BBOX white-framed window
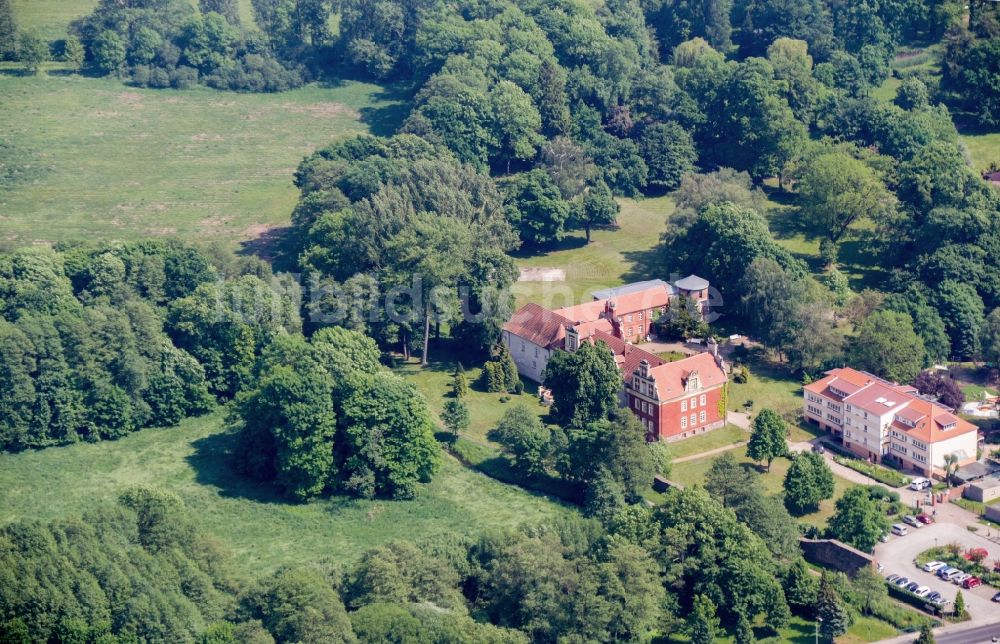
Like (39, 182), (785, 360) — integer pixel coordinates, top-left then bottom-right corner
(681, 400), (687, 412)
(626, 314), (633, 323)
(638, 324), (643, 335)
(700, 394), (706, 407)
(633, 398), (639, 409)
(627, 327), (632, 336)
(690, 413), (696, 426)
(681, 416), (688, 429)
(638, 312), (644, 320)
(700, 411), (706, 423)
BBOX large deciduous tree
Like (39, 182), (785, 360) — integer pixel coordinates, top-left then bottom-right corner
(543, 341), (621, 427)
(747, 408), (788, 472)
(637, 122), (697, 191)
(783, 451), (835, 515)
(828, 486), (889, 552)
(848, 310), (926, 383)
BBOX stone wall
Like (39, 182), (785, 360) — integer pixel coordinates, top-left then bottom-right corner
(800, 539), (874, 576)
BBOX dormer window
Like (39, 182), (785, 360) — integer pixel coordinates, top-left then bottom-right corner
(685, 371), (700, 392)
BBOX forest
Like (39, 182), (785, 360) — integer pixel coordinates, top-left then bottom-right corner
(2, 0), (1000, 641)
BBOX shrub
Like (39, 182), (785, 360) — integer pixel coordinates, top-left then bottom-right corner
(832, 456), (910, 487)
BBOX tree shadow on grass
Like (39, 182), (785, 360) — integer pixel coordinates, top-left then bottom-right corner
(237, 224), (299, 273)
(187, 428), (293, 505)
(357, 83), (413, 137)
(620, 245), (663, 284)
(509, 234), (589, 260)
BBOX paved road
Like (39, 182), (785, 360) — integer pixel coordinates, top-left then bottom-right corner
(873, 523), (998, 619)
(934, 623), (1000, 644)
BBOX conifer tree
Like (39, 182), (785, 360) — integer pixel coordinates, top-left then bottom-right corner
(451, 363), (468, 398)
(817, 572), (850, 641)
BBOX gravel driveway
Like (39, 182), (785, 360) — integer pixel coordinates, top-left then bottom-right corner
(874, 522), (999, 620)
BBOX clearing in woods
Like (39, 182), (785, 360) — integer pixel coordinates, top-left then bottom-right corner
(0, 74), (406, 248)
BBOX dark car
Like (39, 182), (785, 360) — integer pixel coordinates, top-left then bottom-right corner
(917, 514), (934, 525)
(993, 591), (1000, 602)
(812, 443), (826, 454)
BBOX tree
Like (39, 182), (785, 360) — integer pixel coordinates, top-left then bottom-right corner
(981, 308), (1000, 365)
(828, 486), (889, 552)
(817, 572), (851, 642)
(937, 280), (985, 360)
(62, 35), (84, 71)
(490, 80), (543, 170)
(848, 310), (926, 383)
(943, 453), (960, 487)
(483, 343), (519, 394)
(503, 170), (572, 246)
(492, 405), (551, 477)
(543, 341), (622, 426)
(234, 348), (337, 501)
(440, 399), (469, 441)
(747, 408), (787, 471)
(92, 30), (126, 75)
(953, 589), (966, 618)
(783, 558), (819, 614)
(734, 612), (755, 644)
(895, 77), (929, 110)
(241, 566), (355, 644)
(17, 31), (47, 74)
(340, 372), (440, 499)
(705, 451), (758, 508)
(688, 594), (719, 644)
(200, 0), (241, 25)
(914, 370), (965, 409)
(767, 37), (820, 123)
(0, 0), (15, 60)
(450, 364), (468, 398)
(914, 622), (936, 644)
(539, 136), (596, 199)
(797, 151), (897, 262)
(783, 452), (835, 515)
(573, 181), (619, 243)
(638, 122), (697, 191)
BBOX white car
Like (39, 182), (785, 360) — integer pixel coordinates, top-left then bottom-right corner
(914, 586), (931, 597)
(922, 561), (947, 572)
(951, 572), (971, 584)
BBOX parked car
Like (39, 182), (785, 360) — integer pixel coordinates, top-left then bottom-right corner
(992, 591), (1000, 602)
(926, 591), (942, 603)
(951, 572), (971, 585)
(941, 569), (965, 582)
(892, 523), (909, 536)
(923, 561), (946, 572)
(886, 574), (901, 583)
(909, 477), (932, 491)
(903, 515), (922, 528)
(879, 533), (889, 543)
(938, 567), (959, 579)
(917, 514), (934, 525)
(894, 577), (911, 587)
(914, 586), (931, 597)
(812, 444), (826, 454)
(905, 582), (921, 593)
(963, 577), (982, 589)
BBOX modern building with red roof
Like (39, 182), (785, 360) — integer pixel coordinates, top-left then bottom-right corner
(502, 277), (725, 440)
(804, 367), (981, 478)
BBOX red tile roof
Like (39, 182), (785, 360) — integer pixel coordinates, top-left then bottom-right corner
(605, 286), (671, 317)
(586, 331), (665, 380)
(645, 352), (727, 400)
(502, 303), (573, 349)
(553, 300), (606, 324)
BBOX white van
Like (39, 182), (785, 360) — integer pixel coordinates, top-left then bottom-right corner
(909, 477), (931, 491)
(891, 523), (909, 536)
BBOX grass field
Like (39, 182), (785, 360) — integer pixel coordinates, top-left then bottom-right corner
(670, 445), (853, 528)
(0, 409), (573, 575)
(512, 195), (670, 309)
(11, 0), (259, 42)
(665, 614), (897, 643)
(669, 423), (747, 460)
(0, 73), (405, 248)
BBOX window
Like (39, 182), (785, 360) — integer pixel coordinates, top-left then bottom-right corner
(700, 411), (706, 423)
(681, 416), (688, 429)
(681, 400), (687, 412)
(626, 314), (632, 323)
(520, 341), (525, 352)
(634, 398), (639, 410)
(690, 413), (696, 426)
(700, 394), (706, 407)
(638, 312), (643, 320)
(627, 327), (632, 336)
(638, 324), (644, 335)
(534, 347), (538, 357)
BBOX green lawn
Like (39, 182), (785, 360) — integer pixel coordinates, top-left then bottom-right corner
(0, 73), (405, 248)
(393, 342), (548, 445)
(513, 195), (670, 309)
(665, 614), (897, 643)
(0, 409), (573, 575)
(11, 0), (259, 42)
(669, 423), (748, 460)
(670, 445), (853, 528)
(960, 130), (1000, 172)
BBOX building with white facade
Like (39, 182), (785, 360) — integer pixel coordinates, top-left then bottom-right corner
(804, 367), (981, 478)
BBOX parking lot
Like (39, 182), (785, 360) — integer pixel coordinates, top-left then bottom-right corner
(874, 522), (998, 619)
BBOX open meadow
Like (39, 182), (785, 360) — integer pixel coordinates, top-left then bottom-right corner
(0, 408), (573, 576)
(0, 73), (405, 248)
